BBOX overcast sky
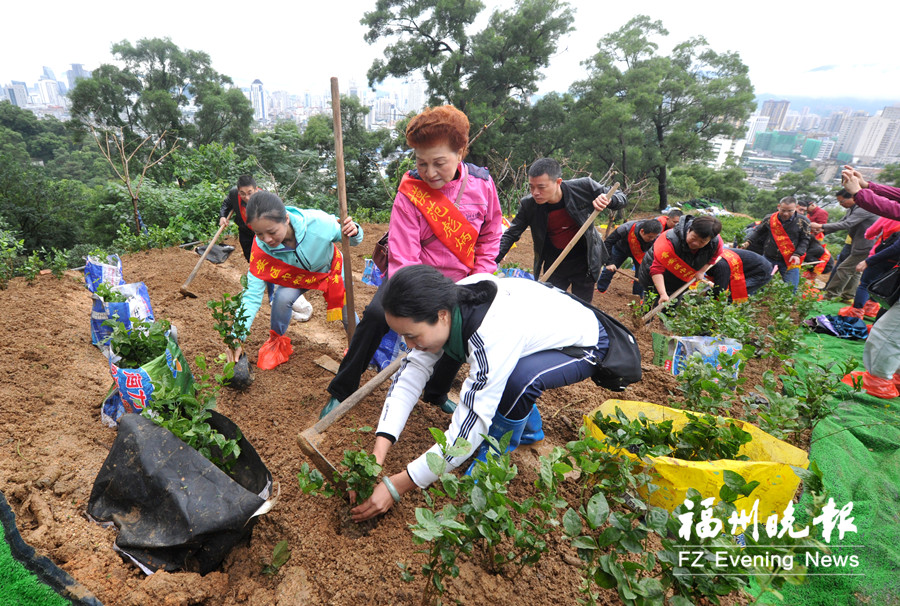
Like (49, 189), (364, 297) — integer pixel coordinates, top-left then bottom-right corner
(4, 0), (898, 103)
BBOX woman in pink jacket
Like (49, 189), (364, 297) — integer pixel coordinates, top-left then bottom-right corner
(322, 105), (503, 416)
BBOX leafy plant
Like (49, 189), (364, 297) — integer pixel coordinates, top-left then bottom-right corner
(781, 351), (859, 431)
(94, 282), (128, 302)
(628, 290), (658, 320)
(208, 275), (250, 351)
(21, 249), (43, 283)
(261, 540), (291, 575)
(142, 354), (241, 473)
(673, 349), (748, 415)
(296, 449), (382, 503)
(742, 371), (802, 440)
(103, 316), (171, 368)
(0, 233), (24, 289)
(44, 247), (68, 278)
(593, 407), (752, 462)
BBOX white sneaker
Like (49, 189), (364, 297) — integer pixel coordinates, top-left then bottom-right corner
(292, 295), (313, 322)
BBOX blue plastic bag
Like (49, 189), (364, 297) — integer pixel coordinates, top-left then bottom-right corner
(84, 254), (125, 293)
(90, 282), (156, 349)
(361, 258), (384, 287)
(668, 336), (742, 377)
(369, 330), (409, 371)
(497, 267), (535, 280)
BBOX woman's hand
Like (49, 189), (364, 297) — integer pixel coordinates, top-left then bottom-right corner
(856, 260), (867, 272)
(226, 344), (243, 363)
(350, 482), (396, 522)
(342, 216), (359, 238)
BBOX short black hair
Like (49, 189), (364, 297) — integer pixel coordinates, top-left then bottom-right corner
(836, 189), (851, 199)
(778, 196), (797, 206)
(528, 158), (562, 180)
(797, 200), (810, 207)
(667, 209), (683, 218)
(688, 215), (722, 239)
(640, 219), (663, 235)
(237, 174), (257, 188)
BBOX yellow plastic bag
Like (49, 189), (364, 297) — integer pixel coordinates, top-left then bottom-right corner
(584, 400), (809, 519)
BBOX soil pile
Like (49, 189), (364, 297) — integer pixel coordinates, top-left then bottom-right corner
(0, 223), (743, 605)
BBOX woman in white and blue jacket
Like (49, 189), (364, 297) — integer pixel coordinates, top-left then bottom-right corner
(350, 264), (609, 522)
(227, 192), (363, 368)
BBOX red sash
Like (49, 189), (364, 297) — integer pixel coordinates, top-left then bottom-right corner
(656, 215), (668, 230)
(398, 174), (477, 269)
(721, 249), (749, 303)
(237, 194), (249, 226)
(812, 232), (831, 274)
(769, 214), (804, 268)
(627, 223), (647, 265)
(249, 241), (345, 321)
(654, 235), (698, 283)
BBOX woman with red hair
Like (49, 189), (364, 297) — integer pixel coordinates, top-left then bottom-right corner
(322, 105), (503, 416)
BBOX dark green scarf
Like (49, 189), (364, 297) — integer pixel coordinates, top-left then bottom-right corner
(442, 306), (466, 362)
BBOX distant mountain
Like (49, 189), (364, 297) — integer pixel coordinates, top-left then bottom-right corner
(755, 94), (899, 117)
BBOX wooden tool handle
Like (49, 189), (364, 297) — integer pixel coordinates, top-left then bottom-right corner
(331, 77), (357, 340)
(641, 277), (697, 324)
(181, 210), (232, 292)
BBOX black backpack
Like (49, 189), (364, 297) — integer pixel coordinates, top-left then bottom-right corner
(542, 283), (642, 391)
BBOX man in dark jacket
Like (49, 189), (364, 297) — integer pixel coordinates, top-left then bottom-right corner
(496, 158), (626, 302)
(596, 218), (663, 295)
(707, 247), (774, 302)
(219, 174), (274, 302)
(812, 189), (877, 301)
(637, 215), (723, 303)
(742, 197), (810, 292)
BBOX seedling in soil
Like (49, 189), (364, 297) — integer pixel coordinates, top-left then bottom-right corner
(103, 317), (171, 368)
(208, 275), (250, 352)
(261, 540), (291, 575)
(143, 355), (242, 474)
(296, 449), (382, 503)
(94, 282), (128, 302)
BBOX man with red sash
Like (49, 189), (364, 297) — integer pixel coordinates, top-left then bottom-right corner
(742, 197), (810, 292)
(497, 158), (626, 302)
(595, 218), (663, 294)
(637, 215), (724, 303)
(708, 248), (774, 302)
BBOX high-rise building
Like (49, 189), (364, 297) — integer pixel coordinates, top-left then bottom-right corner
(37, 79), (62, 106)
(822, 111), (846, 134)
(65, 64), (91, 90)
(744, 114), (769, 145)
(250, 79), (266, 122)
(42, 66), (56, 81)
(7, 82), (28, 107)
(837, 111), (871, 154)
(760, 99), (791, 131)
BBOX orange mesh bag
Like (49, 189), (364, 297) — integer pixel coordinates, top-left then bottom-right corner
(256, 330), (293, 370)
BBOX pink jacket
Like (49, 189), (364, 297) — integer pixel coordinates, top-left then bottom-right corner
(387, 162), (502, 281)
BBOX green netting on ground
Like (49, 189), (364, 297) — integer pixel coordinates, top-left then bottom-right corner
(0, 502), (70, 606)
(773, 300), (900, 606)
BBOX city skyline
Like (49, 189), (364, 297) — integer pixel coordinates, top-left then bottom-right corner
(3, 0), (898, 103)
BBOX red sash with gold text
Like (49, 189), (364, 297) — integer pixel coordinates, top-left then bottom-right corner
(627, 223), (647, 265)
(812, 232), (831, 274)
(654, 235), (698, 283)
(769, 213), (804, 269)
(249, 241), (345, 321)
(398, 174), (478, 269)
(237, 195), (249, 226)
(721, 249), (749, 303)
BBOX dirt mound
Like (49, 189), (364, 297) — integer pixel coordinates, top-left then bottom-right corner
(0, 223), (692, 605)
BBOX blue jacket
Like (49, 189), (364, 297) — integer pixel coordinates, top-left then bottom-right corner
(238, 206), (363, 335)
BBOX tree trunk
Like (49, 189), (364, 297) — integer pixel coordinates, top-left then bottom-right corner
(657, 166), (669, 211)
(132, 198), (141, 233)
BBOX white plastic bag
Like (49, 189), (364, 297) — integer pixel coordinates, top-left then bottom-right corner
(291, 295), (313, 322)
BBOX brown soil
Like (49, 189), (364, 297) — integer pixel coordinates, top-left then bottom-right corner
(0, 222), (764, 605)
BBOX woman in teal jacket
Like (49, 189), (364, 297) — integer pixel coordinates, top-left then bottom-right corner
(227, 191), (363, 369)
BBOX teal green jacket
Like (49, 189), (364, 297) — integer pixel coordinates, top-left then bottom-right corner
(238, 206), (363, 335)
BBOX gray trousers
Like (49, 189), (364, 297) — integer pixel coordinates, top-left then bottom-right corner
(865, 303), (900, 380)
(823, 251), (868, 299)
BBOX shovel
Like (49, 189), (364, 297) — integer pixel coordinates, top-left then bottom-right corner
(640, 277), (698, 325)
(180, 210), (233, 298)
